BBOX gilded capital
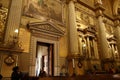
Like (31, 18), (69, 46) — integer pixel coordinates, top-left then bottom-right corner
(114, 20), (120, 27)
(114, 15), (120, 27)
(95, 9), (104, 17)
(94, 2), (105, 17)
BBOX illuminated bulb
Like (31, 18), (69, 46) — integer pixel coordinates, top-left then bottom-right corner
(83, 44), (86, 47)
(14, 29), (18, 33)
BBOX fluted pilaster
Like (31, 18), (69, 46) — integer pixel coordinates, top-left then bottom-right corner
(93, 39), (99, 59)
(4, 0), (22, 42)
(95, 3), (109, 59)
(68, 0), (78, 55)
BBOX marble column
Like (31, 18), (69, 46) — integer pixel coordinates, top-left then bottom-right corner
(68, 0), (85, 76)
(114, 17), (120, 57)
(68, 0), (78, 55)
(95, 4), (109, 59)
(4, 0), (22, 42)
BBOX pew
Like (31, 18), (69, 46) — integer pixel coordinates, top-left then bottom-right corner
(29, 74), (120, 80)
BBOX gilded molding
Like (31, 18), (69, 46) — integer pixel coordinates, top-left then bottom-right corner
(114, 15), (120, 27)
(0, 6), (8, 42)
(114, 20), (120, 27)
(94, 4), (105, 17)
(75, 4), (96, 26)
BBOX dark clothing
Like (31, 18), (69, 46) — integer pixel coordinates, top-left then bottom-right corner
(0, 74), (3, 80)
(11, 66), (22, 80)
(11, 71), (22, 80)
(39, 70), (46, 77)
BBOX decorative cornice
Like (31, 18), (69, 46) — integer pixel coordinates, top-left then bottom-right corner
(114, 16), (120, 27)
(94, 3), (105, 11)
(107, 35), (116, 41)
(67, 54), (85, 61)
(114, 15), (120, 21)
(114, 15), (120, 20)
(101, 58), (115, 63)
(94, 4), (105, 17)
(27, 21), (65, 39)
(0, 41), (24, 53)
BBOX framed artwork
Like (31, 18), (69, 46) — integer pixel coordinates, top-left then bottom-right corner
(23, 0), (64, 23)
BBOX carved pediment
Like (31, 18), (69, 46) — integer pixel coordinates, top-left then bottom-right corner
(27, 21), (65, 39)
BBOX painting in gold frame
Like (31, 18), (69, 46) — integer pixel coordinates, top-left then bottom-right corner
(23, 0), (63, 23)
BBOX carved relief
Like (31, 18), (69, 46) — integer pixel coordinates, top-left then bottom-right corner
(0, 6), (8, 42)
(28, 21), (65, 39)
(104, 18), (114, 35)
(105, 24), (112, 34)
(75, 4), (95, 27)
(35, 24), (63, 34)
(75, 3), (95, 16)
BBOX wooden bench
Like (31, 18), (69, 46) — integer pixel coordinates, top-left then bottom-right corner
(29, 74), (120, 80)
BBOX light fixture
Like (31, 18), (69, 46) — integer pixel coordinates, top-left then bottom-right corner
(83, 44), (86, 47)
(14, 29), (18, 33)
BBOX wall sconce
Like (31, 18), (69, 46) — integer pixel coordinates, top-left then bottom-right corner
(0, 28), (23, 51)
(14, 29), (18, 33)
(13, 29), (18, 37)
(83, 43), (86, 48)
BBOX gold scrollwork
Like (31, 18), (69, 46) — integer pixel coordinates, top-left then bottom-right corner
(4, 55), (15, 66)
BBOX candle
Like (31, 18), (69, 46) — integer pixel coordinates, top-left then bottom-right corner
(72, 59), (75, 68)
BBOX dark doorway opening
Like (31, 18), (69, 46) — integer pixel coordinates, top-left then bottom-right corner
(36, 42), (54, 76)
